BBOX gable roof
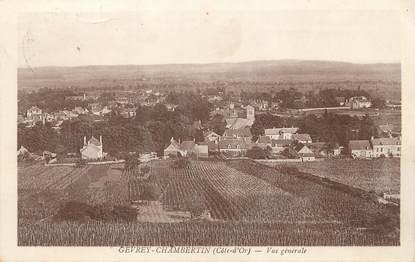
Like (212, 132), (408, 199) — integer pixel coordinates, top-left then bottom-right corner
(165, 137), (180, 151)
(377, 124), (394, 133)
(89, 136), (101, 146)
(225, 118), (254, 129)
(257, 136), (271, 144)
(371, 137), (401, 146)
(292, 133), (312, 142)
(204, 130), (220, 138)
(180, 141), (196, 151)
(271, 139), (293, 147)
(296, 144), (314, 154)
(349, 140), (371, 150)
(223, 127), (252, 138)
(218, 138), (248, 150)
(265, 127), (299, 136)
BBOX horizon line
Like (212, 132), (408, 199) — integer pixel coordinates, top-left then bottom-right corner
(18, 58), (401, 70)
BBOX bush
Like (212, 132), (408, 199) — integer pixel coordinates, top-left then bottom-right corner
(139, 182), (161, 201)
(171, 157), (191, 169)
(141, 165), (150, 175)
(75, 159), (87, 168)
(124, 155), (140, 171)
(54, 201), (137, 222)
(246, 146), (267, 159)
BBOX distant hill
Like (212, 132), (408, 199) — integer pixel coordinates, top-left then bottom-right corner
(18, 60), (401, 99)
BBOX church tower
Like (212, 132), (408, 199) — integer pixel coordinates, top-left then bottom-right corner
(246, 105), (255, 120)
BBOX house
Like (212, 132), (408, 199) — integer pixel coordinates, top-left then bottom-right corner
(347, 96), (372, 109)
(204, 131), (221, 142)
(194, 143), (209, 158)
(73, 107), (89, 115)
(206, 140), (219, 153)
(225, 118), (254, 129)
(80, 136), (105, 160)
(218, 138), (251, 156)
(163, 138), (209, 158)
(164, 138), (182, 157)
(292, 133), (312, 144)
(180, 140), (196, 156)
(26, 106), (42, 118)
(26, 106), (44, 123)
(377, 124), (394, 135)
(264, 127), (299, 140)
(371, 137), (401, 157)
(66, 93), (87, 101)
(120, 108), (137, 118)
(165, 103), (178, 111)
(139, 152), (158, 162)
(224, 105), (255, 129)
(54, 111), (69, 121)
(295, 144), (315, 162)
(332, 144), (344, 156)
(270, 139), (293, 153)
(90, 103), (103, 115)
(335, 97), (346, 106)
(223, 127), (252, 140)
(246, 105), (255, 120)
(255, 136), (271, 149)
(349, 140), (373, 159)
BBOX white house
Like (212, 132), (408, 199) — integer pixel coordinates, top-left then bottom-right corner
(371, 137), (401, 158)
(204, 131), (221, 142)
(349, 140), (373, 159)
(295, 144), (315, 162)
(264, 127), (299, 140)
(80, 136), (104, 160)
(292, 133), (312, 144)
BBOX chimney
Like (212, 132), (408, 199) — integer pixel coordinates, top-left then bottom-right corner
(100, 135), (102, 145)
(83, 136), (86, 146)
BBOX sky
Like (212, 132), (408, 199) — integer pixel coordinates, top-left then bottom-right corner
(18, 10), (401, 68)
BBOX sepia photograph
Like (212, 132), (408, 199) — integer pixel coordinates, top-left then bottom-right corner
(14, 8), (403, 248)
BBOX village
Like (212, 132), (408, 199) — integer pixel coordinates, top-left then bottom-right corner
(17, 87), (401, 164)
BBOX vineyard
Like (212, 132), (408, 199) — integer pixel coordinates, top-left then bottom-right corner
(19, 221), (397, 246)
(18, 159), (399, 246)
(18, 163), (128, 223)
(278, 159), (400, 195)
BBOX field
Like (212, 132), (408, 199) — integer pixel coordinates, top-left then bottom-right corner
(283, 159), (400, 195)
(261, 159), (400, 195)
(18, 160), (399, 246)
